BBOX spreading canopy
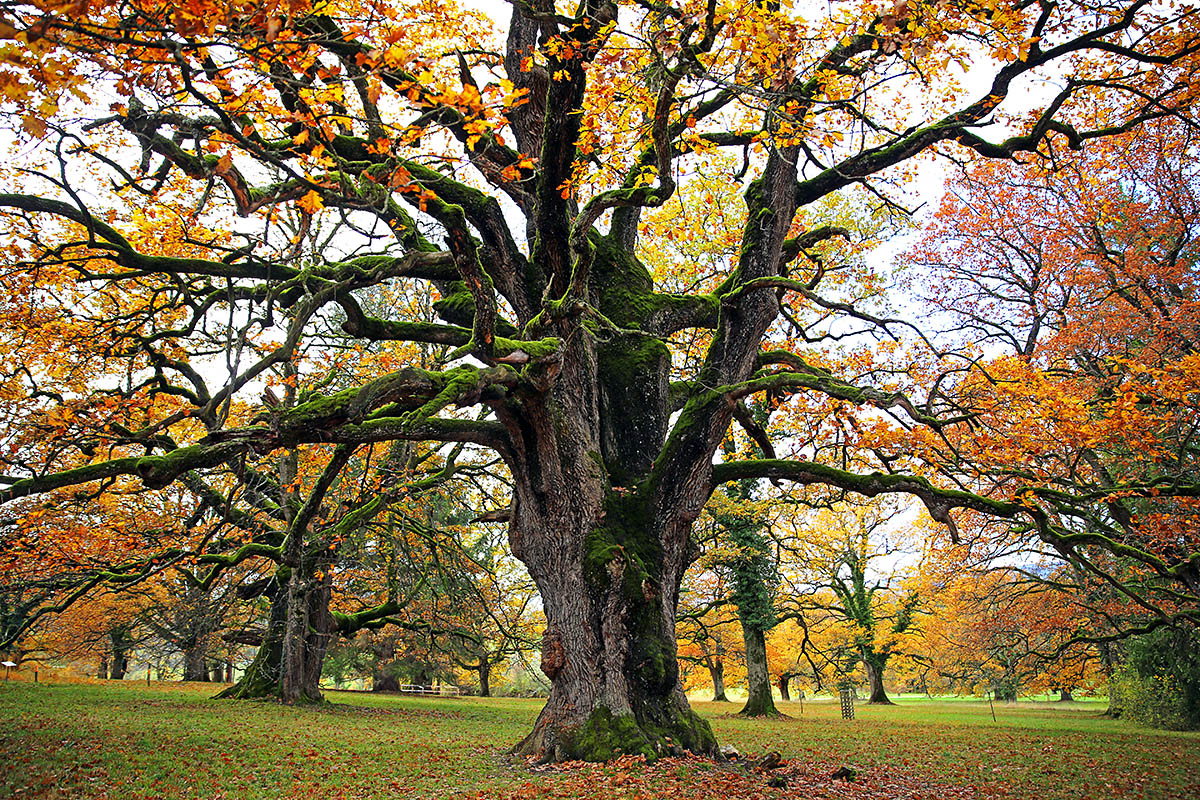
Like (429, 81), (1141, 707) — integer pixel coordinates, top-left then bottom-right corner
(0, 0), (1198, 760)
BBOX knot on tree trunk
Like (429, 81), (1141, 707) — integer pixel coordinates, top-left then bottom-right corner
(540, 626), (565, 680)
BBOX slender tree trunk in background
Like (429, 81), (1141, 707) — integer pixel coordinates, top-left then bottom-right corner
(98, 655), (109, 680)
(708, 652), (728, 702)
(863, 652), (894, 705)
(739, 625), (778, 716)
(778, 673), (791, 702)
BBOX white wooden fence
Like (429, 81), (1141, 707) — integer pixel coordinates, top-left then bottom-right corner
(399, 684), (461, 696)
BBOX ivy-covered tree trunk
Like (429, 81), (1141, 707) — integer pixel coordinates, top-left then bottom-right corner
(217, 582), (287, 699)
(740, 625), (778, 716)
(716, 405), (781, 718)
(863, 651), (893, 705)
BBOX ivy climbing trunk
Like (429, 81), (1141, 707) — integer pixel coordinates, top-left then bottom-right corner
(740, 625), (778, 716)
(500, 238), (718, 762)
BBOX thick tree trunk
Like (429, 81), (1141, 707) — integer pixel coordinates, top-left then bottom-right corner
(279, 565), (334, 702)
(508, 484), (716, 762)
(778, 673), (790, 702)
(863, 653), (894, 705)
(739, 625), (779, 716)
(216, 565), (332, 702)
(1058, 688), (1074, 702)
(182, 642), (209, 681)
(371, 638), (399, 691)
(109, 629), (131, 680)
(479, 662), (491, 698)
(373, 672), (401, 691)
(498, 287), (718, 762)
(708, 653), (728, 702)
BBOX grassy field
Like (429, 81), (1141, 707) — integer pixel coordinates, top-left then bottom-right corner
(2, 682), (1197, 799)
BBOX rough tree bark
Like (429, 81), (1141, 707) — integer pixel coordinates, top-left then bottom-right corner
(478, 661), (491, 698)
(372, 639), (400, 692)
(182, 642), (209, 681)
(109, 627), (132, 680)
(707, 649), (728, 702)
(863, 652), (894, 705)
(778, 672), (791, 702)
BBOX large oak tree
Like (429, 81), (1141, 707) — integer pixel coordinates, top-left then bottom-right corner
(0, 0), (1197, 762)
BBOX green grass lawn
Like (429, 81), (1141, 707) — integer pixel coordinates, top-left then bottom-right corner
(2, 682), (1197, 799)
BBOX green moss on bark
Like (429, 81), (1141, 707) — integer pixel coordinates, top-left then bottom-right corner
(564, 703), (717, 762)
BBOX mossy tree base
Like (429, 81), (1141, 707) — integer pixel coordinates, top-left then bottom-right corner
(515, 697), (717, 763)
(213, 569), (328, 705)
(738, 695), (784, 717)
